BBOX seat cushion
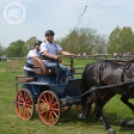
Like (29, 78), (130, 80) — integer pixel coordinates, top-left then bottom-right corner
(33, 56), (53, 75)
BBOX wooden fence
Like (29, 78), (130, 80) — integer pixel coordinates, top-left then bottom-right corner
(5, 60), (23, 73)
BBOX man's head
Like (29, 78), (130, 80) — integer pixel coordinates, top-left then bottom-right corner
(45, 30), (55, 43)
(34, 40), (42, 51)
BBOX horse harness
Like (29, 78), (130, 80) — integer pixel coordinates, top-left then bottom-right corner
(121, 61), (131, 82)
(96, 60), (132, 89)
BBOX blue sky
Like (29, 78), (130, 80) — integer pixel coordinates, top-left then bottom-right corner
(0, 0), (134, 47)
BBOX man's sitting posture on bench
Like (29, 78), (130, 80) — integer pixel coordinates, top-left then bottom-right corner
(40, 30), (75, 80)
(23, 40), (42, 77)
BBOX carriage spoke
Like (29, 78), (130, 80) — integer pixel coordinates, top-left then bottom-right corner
(52, 111), (58, 118)
(50, 112), (55, 123)
(21, 107), (25, 116)
(40, 109), (48, 115)
(48, 111), (51, 123)
(48, 93), (51, 103)
(25, 108), (28, 118)
(50, 96), (55, 105)
(16, 102), (24, 105)
(18, 96), (24, 102)
(43, 94), (48, 103)
(25, 97), (32, 104)
(19, 92), (24, 98)
(40, 98), (46, 104)
(44, 111), (49, 120)
(28, 107), (32, 114)
(17, 106), (24, 111)
(24, 108), (28, 119)
(25, 103), (32, 107)
(51, 102), (58, 107)
(24, 91), (28, 101)
(50, 108), (59, 111)
(21, 91), (25, 102)
(26, 108), (31, 118)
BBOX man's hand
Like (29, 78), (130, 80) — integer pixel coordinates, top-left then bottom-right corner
(67, 53), (75, 58)
(60, 50), (76, 58)
(54, 55), (61, 61)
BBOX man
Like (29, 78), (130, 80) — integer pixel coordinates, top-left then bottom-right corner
(40, 30), (75, 79)
(24, 40), (42, 77)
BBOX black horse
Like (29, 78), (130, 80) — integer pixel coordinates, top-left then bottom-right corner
(79, 60), (134, 134)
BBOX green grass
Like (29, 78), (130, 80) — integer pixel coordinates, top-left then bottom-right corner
(0, 59), (134, 134)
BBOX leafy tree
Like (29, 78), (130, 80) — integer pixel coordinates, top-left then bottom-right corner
(55, 27), (106, 54)
(24, 36), (37, 55)
(0, 43), (4, 55)
(6, 40), (26, 57)
(108, 26), (134, 54)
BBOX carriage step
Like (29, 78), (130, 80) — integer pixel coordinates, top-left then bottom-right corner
(18, 78), (36, 82)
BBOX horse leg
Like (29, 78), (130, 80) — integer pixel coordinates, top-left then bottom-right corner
(120, 95), (134, 127)
(120, 95), (134, 113)
(100, 112), (116, 134)
(80, 91), (115, 120)
(95, 98), (116, 134)
(102, 92), (116, 106)
(95, 92), (115, 119)
(78, 101), (91, 119)
(78, 92), (96, 119)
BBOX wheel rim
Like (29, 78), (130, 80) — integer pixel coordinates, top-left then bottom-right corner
(16, 89), (35, 120)
(38, 91), (60, 125)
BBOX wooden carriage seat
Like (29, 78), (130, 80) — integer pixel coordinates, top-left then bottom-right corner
(16, 75), (36, 82)
(33, 56), (53, 75)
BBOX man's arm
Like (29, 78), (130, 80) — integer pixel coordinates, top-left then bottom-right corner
(60, 50), (75, 56)
(43, 50), (60, 60)
(27, 50), (37, 59)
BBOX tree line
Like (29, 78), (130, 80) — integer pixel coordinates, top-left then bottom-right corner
(0, 26), (134, 57)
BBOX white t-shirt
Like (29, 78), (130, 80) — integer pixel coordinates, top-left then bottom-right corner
(23, 49), (40, 72)
(40, 42), (62, 56)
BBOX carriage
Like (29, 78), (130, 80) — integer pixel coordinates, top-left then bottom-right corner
(15, 56), (134, 134)
(15, 56), (86, 125)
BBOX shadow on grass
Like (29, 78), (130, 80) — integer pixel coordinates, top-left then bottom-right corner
(59, 108), (134, 132)
(16, 105), (134, 134)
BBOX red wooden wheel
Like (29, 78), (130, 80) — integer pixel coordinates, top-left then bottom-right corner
(15, 89), (35, 120)
(38, 91), (61, 125)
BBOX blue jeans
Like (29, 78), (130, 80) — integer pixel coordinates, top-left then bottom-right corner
(43, 60), (69, 78)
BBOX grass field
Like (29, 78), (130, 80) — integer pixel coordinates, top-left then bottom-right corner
(0, 58), (134, 134)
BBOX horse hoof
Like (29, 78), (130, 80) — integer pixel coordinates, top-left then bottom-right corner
(120, 119), (128, 126)
(120, 120), (134, 127)
(78, 114), (86, 119)
(107, 128), (116, 134)
(99, 116), (103, 121)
